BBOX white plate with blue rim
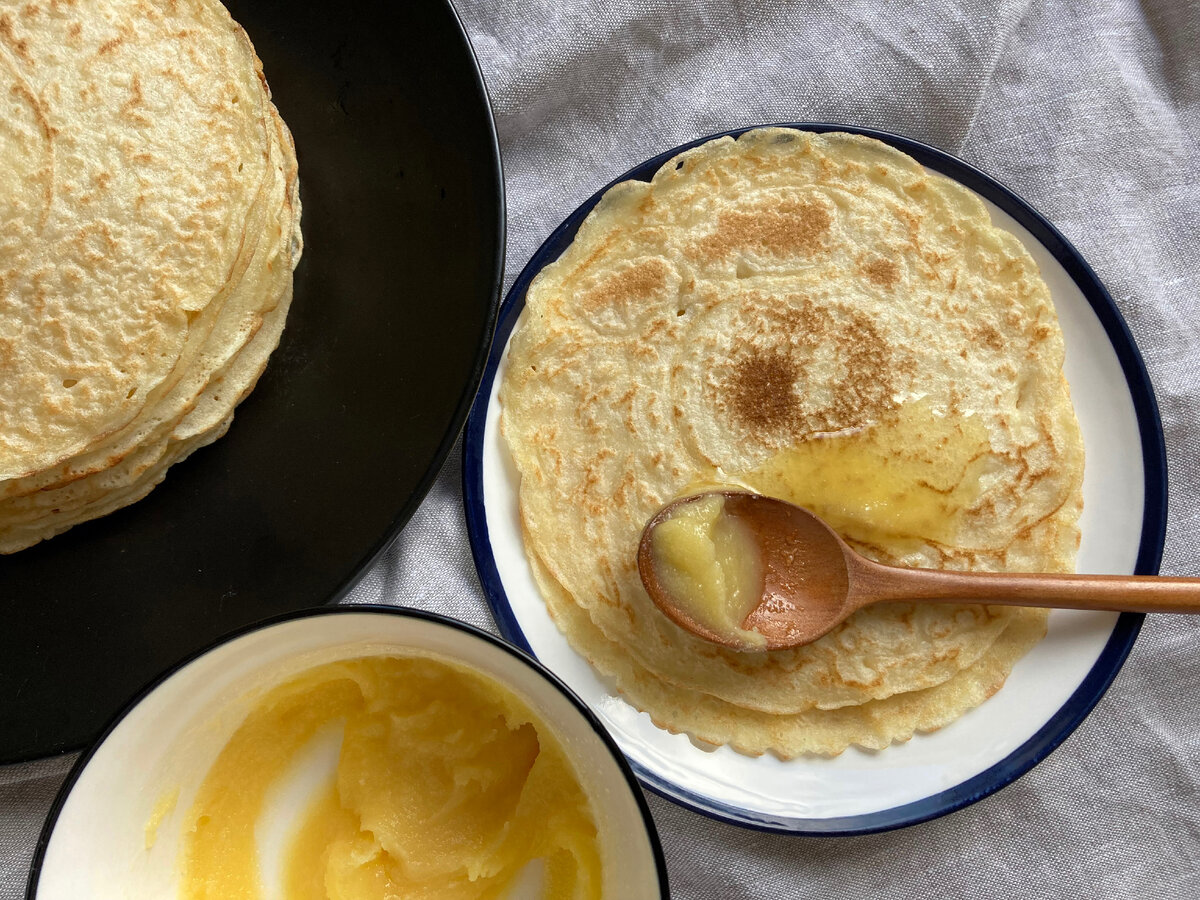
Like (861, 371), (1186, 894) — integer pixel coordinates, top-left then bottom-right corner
(463, 123), (1167, 835)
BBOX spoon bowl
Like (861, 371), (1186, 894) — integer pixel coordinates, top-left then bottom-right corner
(638, 491), (855, 650)
(639, 490), (1200, 651)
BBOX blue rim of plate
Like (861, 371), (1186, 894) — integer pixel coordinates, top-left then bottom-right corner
(462, 122), (1168, 835)
(26, 606), (670, 898)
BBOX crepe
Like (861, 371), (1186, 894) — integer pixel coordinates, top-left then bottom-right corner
(500, 128), (1084, 756)
(531, 551), (1049, 757)
(0, 0), (301, 551)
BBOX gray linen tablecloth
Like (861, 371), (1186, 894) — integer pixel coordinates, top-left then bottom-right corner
(4, 0), (1199, 896)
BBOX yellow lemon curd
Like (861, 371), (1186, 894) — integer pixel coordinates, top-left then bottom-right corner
(180, 656), (602, 900)
(650, 495), (765, 648)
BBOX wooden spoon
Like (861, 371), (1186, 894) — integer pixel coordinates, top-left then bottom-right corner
(638, 490), (1200, 651)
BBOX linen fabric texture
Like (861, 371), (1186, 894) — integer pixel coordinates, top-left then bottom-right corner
(4, 1), (1199, 897)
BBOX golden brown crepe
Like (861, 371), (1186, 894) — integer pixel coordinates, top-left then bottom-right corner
(0, 0), (301, 552)
(500, 128), (1083, 756)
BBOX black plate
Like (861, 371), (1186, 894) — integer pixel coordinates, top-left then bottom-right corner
(0, 0), (503, 763)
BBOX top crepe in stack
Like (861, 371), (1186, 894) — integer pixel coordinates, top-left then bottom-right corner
(0, 0), (302, 553)
(500, 129), (1084, 757)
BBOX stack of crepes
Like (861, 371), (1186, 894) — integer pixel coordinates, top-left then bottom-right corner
(500, 129), (1085, 757)
(0, 0), (301, 553)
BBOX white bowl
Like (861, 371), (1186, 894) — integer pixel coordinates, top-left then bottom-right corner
(29, 607), (668, 898)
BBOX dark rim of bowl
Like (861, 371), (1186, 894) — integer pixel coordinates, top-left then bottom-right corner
(26, 605), (670, 899)
(461, 121), (1169, 836)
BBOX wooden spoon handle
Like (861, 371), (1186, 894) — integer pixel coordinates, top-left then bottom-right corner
(852, 560), (1200, 615)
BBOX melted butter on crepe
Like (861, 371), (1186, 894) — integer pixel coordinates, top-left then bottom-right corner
(500, 128), (1084, 756)
(743, 399), (994, 554)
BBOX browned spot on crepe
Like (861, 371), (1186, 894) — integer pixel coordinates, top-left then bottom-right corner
(693, 199), (832, 261)
(862, 257), (899, 288)
(720, 296), (897, 439)
(579, 258), (669, 313)
(728, 350), (800, 431)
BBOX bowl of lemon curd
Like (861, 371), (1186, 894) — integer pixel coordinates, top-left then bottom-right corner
(29, 607), (668, 899)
